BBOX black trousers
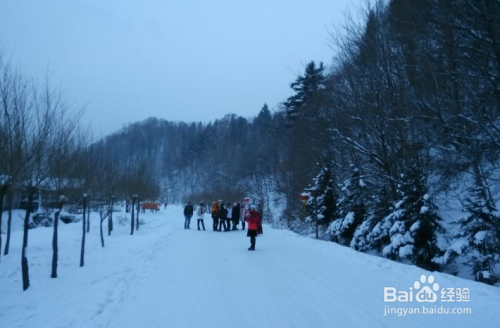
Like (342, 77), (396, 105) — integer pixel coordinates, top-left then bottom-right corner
(218, 219), (226, 231)
(247, 229), (257, 249)
(197, 219), (205, 230)
(213, 218), (218, 231)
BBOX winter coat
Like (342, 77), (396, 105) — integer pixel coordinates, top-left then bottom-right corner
(211, 202), (219, 219)
(245, 210), (261, 230)
(227, 205), (233, 219)
(184, 204), (194, 216)
(219, 205), (228, 220)
(232, 204), (240, 220)
(197, 205), (206, 219)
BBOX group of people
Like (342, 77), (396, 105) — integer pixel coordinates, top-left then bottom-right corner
(183, 200), (262, 250)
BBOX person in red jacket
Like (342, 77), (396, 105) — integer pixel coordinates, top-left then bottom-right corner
(245, 205), (261, 251)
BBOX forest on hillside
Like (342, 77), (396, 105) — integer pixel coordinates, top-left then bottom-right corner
(2, 0), (499, 285)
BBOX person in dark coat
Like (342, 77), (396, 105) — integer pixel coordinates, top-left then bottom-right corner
(245, 205), (261, 250)
(184, 201), (194, 229)
(218, 203), (228, 231)
(232, 203), (240, 230)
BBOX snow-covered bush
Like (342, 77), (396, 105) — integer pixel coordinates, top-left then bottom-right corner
(116, 214), (129, 226)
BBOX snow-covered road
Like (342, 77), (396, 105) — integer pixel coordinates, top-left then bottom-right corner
(1, 205), (499, 328)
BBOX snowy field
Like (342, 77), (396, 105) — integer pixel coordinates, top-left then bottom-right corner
(1, 205), (499, 328)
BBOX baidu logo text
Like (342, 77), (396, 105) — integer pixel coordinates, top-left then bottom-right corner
(384, 274), (441, 303)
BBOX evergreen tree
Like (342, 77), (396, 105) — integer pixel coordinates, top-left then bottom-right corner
(328, 166), (367, 246)
(369, 164), (443, 270)
(255, 103), (272, 126)
(352, 186), (392, 252)
(283, 61), (326, 124)
(306, 164), (337, 226)
(440, 186), (500, 285)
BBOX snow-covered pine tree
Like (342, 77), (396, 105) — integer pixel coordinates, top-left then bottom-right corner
(439, 186), (500, 285)
(306, 165), (337, 227)
(351, 185), (392, 252)
(369, 164), (443, 270)
(328, 166), (367, 246)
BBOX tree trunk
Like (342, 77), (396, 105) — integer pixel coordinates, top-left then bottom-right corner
(22, 188), (34, 291)
(100, 210), (105, 247)
(4, 192), (13, 255)
(136, 201), (140, 231)
(51, 199), (63, 278)
(0, 187), (4, 261)
(131, 197), (136, 235)
(108, 198), (114, 236)
(86, 200), (91, 233)
(80, 196), (87, 267)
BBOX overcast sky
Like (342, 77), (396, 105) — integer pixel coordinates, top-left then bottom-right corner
(0, 0), (360, 136)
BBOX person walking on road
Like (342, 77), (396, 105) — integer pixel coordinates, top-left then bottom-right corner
(245, 205), (261, 251)
(184, 201), (194, 229)
(197, 201), (206, 231)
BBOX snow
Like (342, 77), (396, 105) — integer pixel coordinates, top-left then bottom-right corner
(420, 206), (429, 214)
(410, 221), (421, 232)
(1, 205), (500, 328)
(474, 231), (487, 243)
(342, 211), (355, 229)
(0, 175), (10, 184)
(398, 244), (414, 258)
(383, 233), (403, 256)
(433, 239), (469, 265)
(389, 221), (404, 235)
(0, 209), (27, 233)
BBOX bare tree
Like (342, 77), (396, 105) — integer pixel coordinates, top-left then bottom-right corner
(49, 109), (86, 278)
(0, 55), (31, 261)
